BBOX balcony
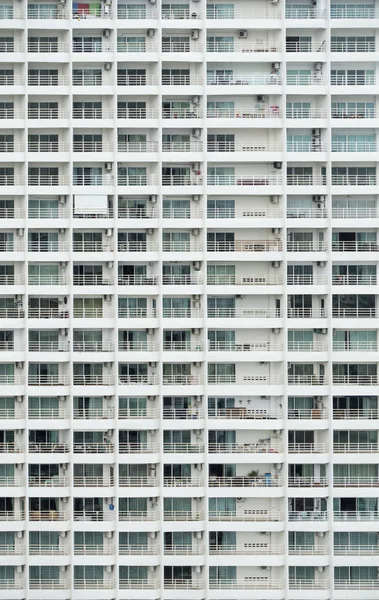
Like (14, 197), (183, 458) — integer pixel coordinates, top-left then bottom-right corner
(208, 173), (282, 186)
(289, 545), (329, 555)
(164, 510), (203, 521)
(208, 307), (281, 319)
(29, 510), (69, 521)
(209, 475), (283, 488)
(287, 207), (327, 219)
(162, 173), (201, 186)
(117, 5), (157, 18)
(209, 544), (284, 555)
(162, 374), (202, 385)
(73, 375), (114, 385)
(207, 106), (281, 120)
(333, 408), (378, 420)
(289, 511), (328, 521)
(118, 173), (157, 186)
(119, 476), (159, 487)
(332, 240), (379, 252)
(74, 510), (115, 522)
(28, 374), (69, 386)
(207, 273), (282, 286)
(287, 241), (327, 252)
(74, 544), (115, 556)
(117, 140), (159, 153)
(73, 341), (114, 352)
(331, 174), (376, 186)
(209, 509), (283, 522)
(118, 241), (159, 253)
(28, 307), (68, 319)
(334, 476), (379, 487)
(334, 580), (379, 590)
(162, 6), (199, 19)
(73, 442), (114, 454)
(118, 374), (158, 385)
(73, 274), (112, 286)
(164, 579), (204, 590)
(118, 274), (158, 287)
(288, 476), (328, 487)
(73, 579), (115, 590)
(209, 407), (283, 420)
(288, 408), (328, 420)
(209, 579), (284, 590)
(119, 579), (160, 590)
(333, 375), (377, 385)
(29, 580), (69, 590)
(28, 475), (68, 487)
(165, 544), (204, 555)
(74, 407), (114, 419)
(73, 476), (114, 487)
(207, 239), (282, 252)
(163, 476), (204, 487)
(289, 579), (329, 590)
(288, 375), (326, 386)
(288, 443), (328, 453)
(334, 544), (379, 556)
(333, 511), (379, 522)
(119, 510), (158, 522)
(118, 442), (159, 453)
(29, 544), (69, 555)
(29, 341), (70, 352)
(332, 274), (377, 286)
(208, 441), (284, 454)
(29, 442), (69, 453)
(332, 307), (377, 319)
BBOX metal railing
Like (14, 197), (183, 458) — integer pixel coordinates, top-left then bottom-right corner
(118, 207), (157, 219)
(29, 408), (68, 419)
(207, 239), (282, 252)
(332, 274), (376, 285)
(289, 545), (329, 555)
(207, 107), (281, 119)
(117, 74), (157, 86)
(209, 441), (284, 453)
(209, 408), (283, 420)
(208, 173), (282, 186)
(209, 476), (283, 487)
(73, 375), (115, 385)
(333, 340), (377, 351)
(118, 274), (158, 286)
(73, 476), (114, 487)
(289, 579), (329, 590)
(209, 579), (284, 590)
(28, 476), (68, 487)
(73, 442), (114, 453)
(334, 476), (379, 487)
(288, 442), (328, 453)
(208, 74), (281, 86)
(288, 476), (328, 487)
(118, 442), (159, 453)
(288, 375), (326, 385)
(28, 374), (69, 385)
(286, 107), (327, 118)
(209, 509), (283, 522)
(74, 544), (115, 555)
(164, 510), (203, 521)
(29, 544), (69, 555)
(333, 408), (378, 420)
(332, 240), (379, 251)
(29, 510), (68, 521)
(119, 476), (158, 487)
(118, 240), (158, 252)
(334, 510), (379, 521)
(332, 307), (377, 318)
(73, 407), (115, 419)
(29, 579), (69, 590)
(162, 74), (201, 86)
(288, 408), (328, 420)
(73, 341), (114, 352)
(164, 476), (204, 487)
(207, 308), (281, 319)
(29, 442), (69, 453)
(334, 580), (379, 590)
(288, 510), (327, 521)
(118, 408), (159, 419)
(119, 510), (159, 521)
(333, 374), (377, 385)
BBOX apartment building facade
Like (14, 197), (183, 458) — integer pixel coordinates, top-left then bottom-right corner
(0, 0), (378, 597)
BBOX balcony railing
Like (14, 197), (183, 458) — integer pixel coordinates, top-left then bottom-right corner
(285, 6), (324, 18)
(29, 544), (69, 555)
(29, 408), (68, 419)
(207, 274), (282, 286)
(207, 141), (281, 153)
(289, 545), (329, 555)
(73, 375), (114, 385)
(118, 141), (158, 153)
(29, 580), (69, 590)
(332, 174), (376, 185)
(117, 74), (157, 86)
(289, 510), (327, 521)
(207, 239), (282, 252)
(334, 510), (379, 521)
(333, 408), (378, 420)
(73, 442), (114, 453)
(209, 509), (283, 522)
(209, 408), (283, 420)
(334, 580), (379, 590)
(334, 476), (379, 487)
(164, 510), (203, 521)
(288, 375), (326, 385)
(333, 307), (376, 318)
(209, 441), (284, 453)
(164, 579), (204, 590)
(73, 476), (114, 487)
(118, 407), (159, 419)
(332, 240), (379, 252)
(287, 241), (327, 252)
(28, 374), (69, 386)
(29, 442), (69, 453)
(119, 544), (159, 555)
(74, 510), (115, 522)
(73, 579), (115, 590)
(118, 240), (159, 252)
(209, 475), (283, 487)
(74, 544), (115, 556)
(164, 476), (204, 487)
(28, 308), (67, 319)
(334, 544), (379, 555)
(287, 107), (327, 118)
(119, 510), (159, 521)
(165, 544), (204, 555)
(119, 579), (160, 590)
(162, 7), (198, 18)
(209, 579), (284, 590)
(73, 341), (114, 352)
(117, 6), (157, 18)
(288, 443), (328, 453)
(289, 580), (329, 590)
(288, 408), (328, 420)
(29, 475), (69, 487)
(119, 476), (159, 487)
(333, 374), (377, 385)
(332, 274), (376, 286)
(118, 442), (159, 453)
(29, 510), (69, 521)
(0, 442), (24, 453)
(288, 476), (328, 487)
(207, 106), (281, 119)
(208, 173), (281, 186)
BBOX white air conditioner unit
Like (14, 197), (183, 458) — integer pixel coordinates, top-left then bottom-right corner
(149, 195), (157, 204)
(312, 128), (321, 137)
(314, 62), (322, 71)
(104, 62), (112, 71)
(17, 228), (24, 236)
(270, 195), (279, 204)
(149, 0), (156, 4)
(238, 30), (248, 38)
(192, 96), (200, 104)
(105, 228), (113, 237)
(193, 261), (201, 270)
(147, 28), (155, 37)
(272, 261), (280, 268)
(192, 128), (201, 138)
(16, 362), (24, 369)
(191, 29), (199, 40)
(107, 261), (114, 269)
(192, 194), (200, 202)
(58, 228), (65, 234)
(103, 29), (111, 37)
(192, 162), (200, 172)
(58, 195), (66, 204)
(105, 162), (113, 171)
(272, 62), (280, 70)
(192, 228), (200, 236)
(192, 328), (200, 335)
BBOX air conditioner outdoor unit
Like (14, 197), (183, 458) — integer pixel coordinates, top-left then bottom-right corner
(238, 30), (248, 38)
(104, 62), (112, 71)
(103, 29), (111, 37)
(147, 29), (155, 37)
(191, 29), (199, 40)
